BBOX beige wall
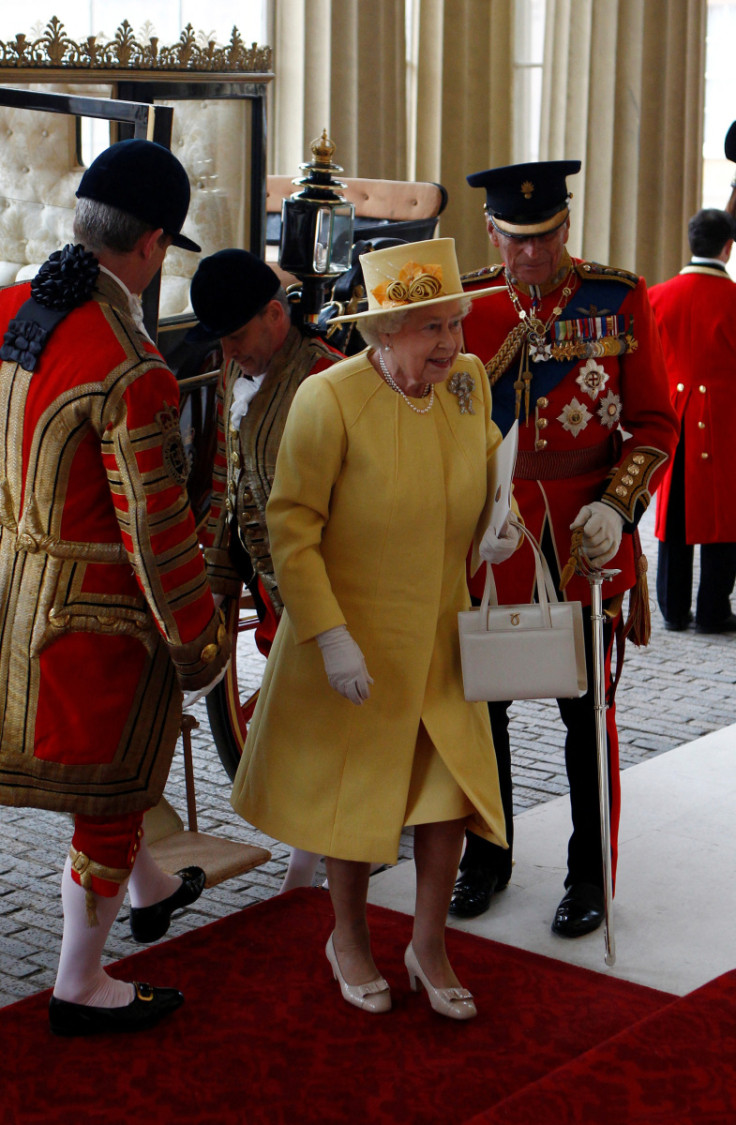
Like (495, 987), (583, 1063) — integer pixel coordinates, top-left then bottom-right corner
(268, 0), (706, 282)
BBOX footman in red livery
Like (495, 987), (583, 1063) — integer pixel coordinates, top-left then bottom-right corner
(0, 140), (230, 1035)
(649, 208), (736, 634)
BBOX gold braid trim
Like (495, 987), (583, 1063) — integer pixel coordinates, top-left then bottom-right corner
(601, 447), (667, 526)
(623, 535), (651, 647)
(69, 845), (131, 927)
(1, 488), (127, 563)
(559, 526), (585, 591)
(485, 321), (528, 387)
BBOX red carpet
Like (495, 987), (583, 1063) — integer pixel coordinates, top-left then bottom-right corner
(467, 969), (736, 1125)
(0, 888), (677, 1124)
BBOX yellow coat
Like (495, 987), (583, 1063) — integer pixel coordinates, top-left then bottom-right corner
(230, 350), (508, 863)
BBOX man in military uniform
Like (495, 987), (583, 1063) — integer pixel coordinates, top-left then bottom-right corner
(450, 161), (678, 936)
(189, 249), (343, 891)
(0, 140), (230, 1034)
(649, 208), (736, 633)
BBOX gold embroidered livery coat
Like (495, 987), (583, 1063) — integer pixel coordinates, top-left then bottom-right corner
(230, 350), (508, 864)
(202, 325), (342, 610)
(0, 274), (229, 816)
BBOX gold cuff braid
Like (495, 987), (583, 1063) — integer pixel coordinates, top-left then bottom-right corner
(601, 447), (666, 525)
(69, 845), (130, 927)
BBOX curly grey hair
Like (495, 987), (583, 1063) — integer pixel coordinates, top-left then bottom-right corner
(359, 296), (472, 348)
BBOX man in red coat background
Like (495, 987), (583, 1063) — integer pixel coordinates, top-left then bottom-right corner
(649, 208), (736, 633)
(0, 140), (230, 1035)
(451, 161), (678, 937)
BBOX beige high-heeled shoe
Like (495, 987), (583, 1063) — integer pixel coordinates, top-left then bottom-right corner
(325, 934), (392, 1014)
(404, 942), (477, 1021)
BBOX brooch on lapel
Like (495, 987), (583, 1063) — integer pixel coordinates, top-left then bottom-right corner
(448, 370), (475, 414)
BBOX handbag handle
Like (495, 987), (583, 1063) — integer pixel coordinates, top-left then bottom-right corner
(480, 516), (559, 628)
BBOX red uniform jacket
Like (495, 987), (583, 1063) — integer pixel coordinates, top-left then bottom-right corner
(649, 264), (736, 544)
(462, 255), (679, 606)
(0, 272), (229, 817)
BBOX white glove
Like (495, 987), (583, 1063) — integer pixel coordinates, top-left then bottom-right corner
(479, 517), (521, 566)
(182, 662), (230, 711)
(570, 501), (624, 567)
(316, 625), (373, 705)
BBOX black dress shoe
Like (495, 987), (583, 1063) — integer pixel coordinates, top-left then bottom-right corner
(49, 982), (184, 1036)
(129, 866), (206, 943)
(695, 612), (736, 635)
(551, 882), (604, 938)
(448, 869), (504, 918)
(663, 612), (692, 632)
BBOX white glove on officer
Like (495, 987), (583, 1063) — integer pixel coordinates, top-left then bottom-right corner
(570, 501), (624, 567)
(316, 625), (373, 705)
(479, 517), (522, 566)
(182, 662), (230, 711)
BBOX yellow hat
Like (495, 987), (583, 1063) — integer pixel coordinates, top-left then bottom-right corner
(327, 237), (502, 323)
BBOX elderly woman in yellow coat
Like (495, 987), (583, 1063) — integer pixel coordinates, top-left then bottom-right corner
(231, 239), (518, 1020)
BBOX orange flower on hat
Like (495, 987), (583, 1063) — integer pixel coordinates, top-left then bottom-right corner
(371, 261), (444, 307)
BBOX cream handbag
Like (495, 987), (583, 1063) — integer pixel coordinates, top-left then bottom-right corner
(458, 520), (588, 702)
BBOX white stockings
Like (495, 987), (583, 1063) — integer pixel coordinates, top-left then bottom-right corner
(53, 858), (134, 1008)
(127, 836), (181, 909)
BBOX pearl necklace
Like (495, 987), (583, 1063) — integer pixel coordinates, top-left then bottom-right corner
(376, 349), (435, 414)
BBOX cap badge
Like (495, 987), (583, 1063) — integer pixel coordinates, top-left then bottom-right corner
(521, 180), (535, 199)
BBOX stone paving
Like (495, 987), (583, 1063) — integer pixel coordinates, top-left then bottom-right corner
(1, 506), (734, 1008)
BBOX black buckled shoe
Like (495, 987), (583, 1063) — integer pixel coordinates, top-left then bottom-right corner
(551, 882), (604, 938)
(129, 866), (206, 943)
(49, 982), (184, 1036)
(448, 869), (503, 918)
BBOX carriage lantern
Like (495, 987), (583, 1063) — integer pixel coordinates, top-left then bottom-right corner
(278, 130), (355, 323)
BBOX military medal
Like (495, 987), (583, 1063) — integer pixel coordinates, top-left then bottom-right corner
(504, 269), (576, 421)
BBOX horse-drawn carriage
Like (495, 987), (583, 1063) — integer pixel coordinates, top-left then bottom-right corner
(0, 18), (447, 785)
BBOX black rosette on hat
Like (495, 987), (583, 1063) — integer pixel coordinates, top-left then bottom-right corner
(30, 243), (100, 312)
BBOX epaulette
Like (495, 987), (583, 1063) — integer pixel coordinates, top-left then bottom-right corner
(0, 244), (99, 372)
(461, 263), (505, 287)
(575, 260), (639, 289)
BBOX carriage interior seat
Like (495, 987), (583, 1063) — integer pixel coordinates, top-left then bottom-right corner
(0, 92), (244, 320)
(0, 88), (448, 316)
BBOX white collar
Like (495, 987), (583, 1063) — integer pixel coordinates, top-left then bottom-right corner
(98, 265), (152, 341)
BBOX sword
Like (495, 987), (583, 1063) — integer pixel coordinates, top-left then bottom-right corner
(576, 551), (620, 967)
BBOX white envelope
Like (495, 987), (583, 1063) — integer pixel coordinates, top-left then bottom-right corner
(487, 419), (518, 538)
(470, 419), (519, 576)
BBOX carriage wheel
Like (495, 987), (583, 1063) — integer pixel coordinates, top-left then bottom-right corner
(206, 590), (265, 781)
